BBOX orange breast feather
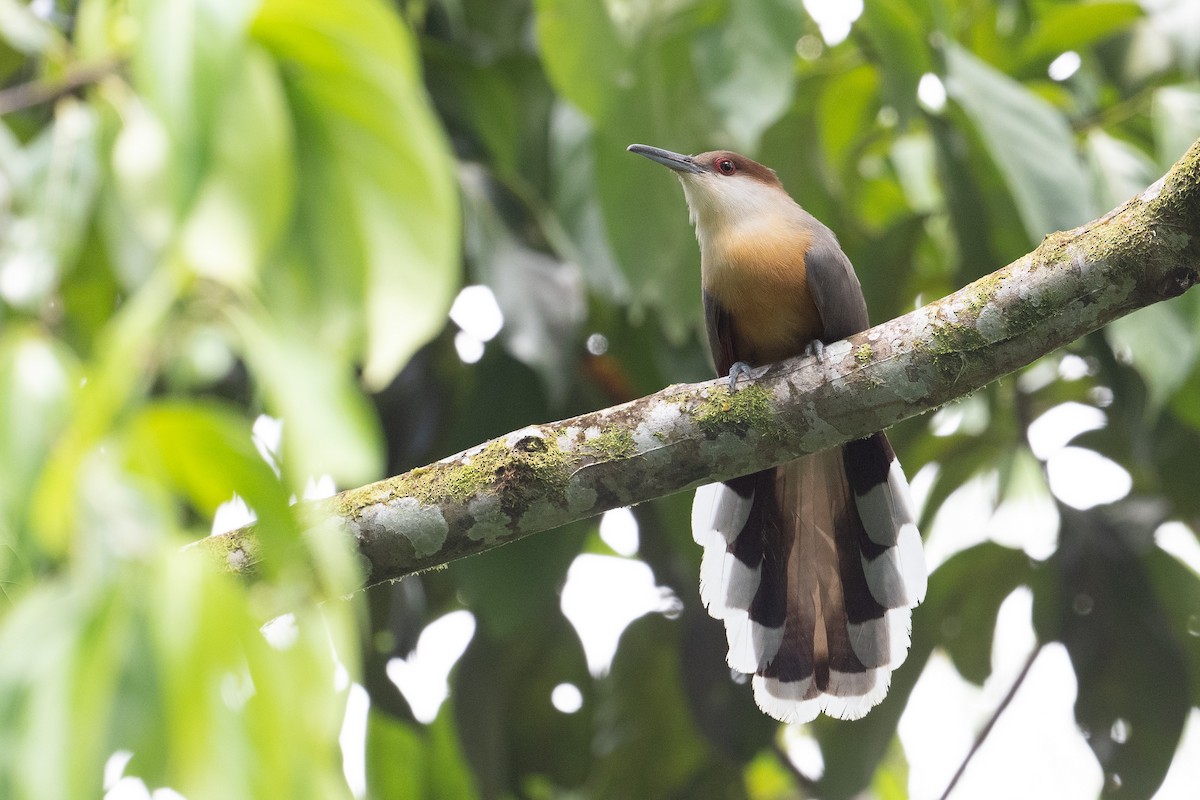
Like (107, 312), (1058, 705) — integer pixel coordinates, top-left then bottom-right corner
(704, 218), (823, 365)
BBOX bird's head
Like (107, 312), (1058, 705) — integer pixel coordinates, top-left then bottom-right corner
(626, 144), (789, 231)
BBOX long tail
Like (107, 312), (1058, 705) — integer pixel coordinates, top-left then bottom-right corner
(691, 432), (926, 723)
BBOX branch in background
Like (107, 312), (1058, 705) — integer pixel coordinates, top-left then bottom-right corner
(939, 646), (1043, 800)
(198, 139), (1200, 589)
(0, 59), (122, 116)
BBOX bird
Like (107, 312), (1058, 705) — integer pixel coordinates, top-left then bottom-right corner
(627, 143), (927, 724)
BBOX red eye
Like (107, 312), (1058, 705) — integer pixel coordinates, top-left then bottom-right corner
(717, 158), (735, 175)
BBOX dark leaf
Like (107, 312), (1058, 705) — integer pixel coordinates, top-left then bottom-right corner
(590, 614), (747, 800)
(454, 619), (594, 796)
(365, 707), (480, 800)
(1017, 3), (1143, 68)
(945, 43), (1094, 242)
(1142, 546), (1200, 707)
(928, 542), (1038, 685)
(1052, 503), (1190, 799)
(856, 0), (932, 125)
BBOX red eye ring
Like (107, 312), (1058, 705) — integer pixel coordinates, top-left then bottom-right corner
(717, 158), (735, 175)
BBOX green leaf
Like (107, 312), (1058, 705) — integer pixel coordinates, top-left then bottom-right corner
(1086, 130), (1160, 210)
(0, 101), (101, 310)
(422, 47), (526, 179)
(816, 65), (879, 181)
(128, 0), (260, 207)
(854, 211), (928, 321)
(868, 738), (911, 800)
(595, 129), (703, 343)
(365, 705), (479, 800)
(926, 115), (1008, 277)
(1169, 362), (1200, 435)
(253, 0), (460, 389)
(436, 0), (531, 61)
(92, 0), (256, 273)
(906, 429), (1000, 533)
(589, 614), (743, 799)
(365, 710), (425, 799)
(0, 579), (133, 798)
(674, 600), (777, 762)
(1153, 86), (1200, 169)
(1052, 504), (1190, 800)
(235, 312), (383, 488)
(180, 47), (294, 286)
(1143, 546), (1200, 707)
(547, 104), (629, 301)
(426, 704), (481, 800)
(450, 520), (587, 639)
(812, 539), (1041, 798)
(1017, 2), (1143, 66)
(533, 0), (628, 121)
(945, 43), (1093, 242)
(460, 174), (585, 403)
(1105, 303), (1196, 419)
(692, 0), (803, 151)
(145, 553), (354, 799)
(101, 0), (266, 284)
(1, 546), (353, 800)
(124, 400), (293, 536)
(30, 267), (185, 556)
(858, 0), (933, 125)
(0, 327), (81, 560)
(0, 0), (66, 55)
(926, 542), (1036, 684)
(535, 0), (713, 340)
(108, 99), (178, 271)
(453, 620), (593, 796)
(1150, 417), (1200, 519)
(744, 748), (800, 799)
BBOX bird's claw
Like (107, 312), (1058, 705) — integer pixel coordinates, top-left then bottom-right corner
(727, 361), (754, 391)
(804, 339), (826, 362)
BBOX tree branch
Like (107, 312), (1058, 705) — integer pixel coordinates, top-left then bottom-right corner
(199, 138), (1200, 588)
(938, 645), (1043, 800)
(0, 59), (122, 116)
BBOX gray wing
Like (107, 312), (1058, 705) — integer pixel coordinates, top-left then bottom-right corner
(703, 289), (739, 377)
(804, 227), (870, 343)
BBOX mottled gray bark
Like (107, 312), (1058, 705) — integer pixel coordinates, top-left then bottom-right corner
(199, 138), (1200, 589)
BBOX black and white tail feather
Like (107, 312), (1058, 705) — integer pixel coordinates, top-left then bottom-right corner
(691, 433), (926, 724)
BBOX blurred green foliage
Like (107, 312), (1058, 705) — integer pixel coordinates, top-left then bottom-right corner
(0, 0), (1198, 798)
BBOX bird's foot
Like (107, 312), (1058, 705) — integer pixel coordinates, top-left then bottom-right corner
(727, 361), (754, 391)
(804, 339), (826, 362)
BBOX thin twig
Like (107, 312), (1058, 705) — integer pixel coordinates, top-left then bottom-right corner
(0, 59), (122, 116)
(939, 645), (1043, 800)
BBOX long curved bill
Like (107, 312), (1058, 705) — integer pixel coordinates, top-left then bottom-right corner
(627, 143), (704, 173)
